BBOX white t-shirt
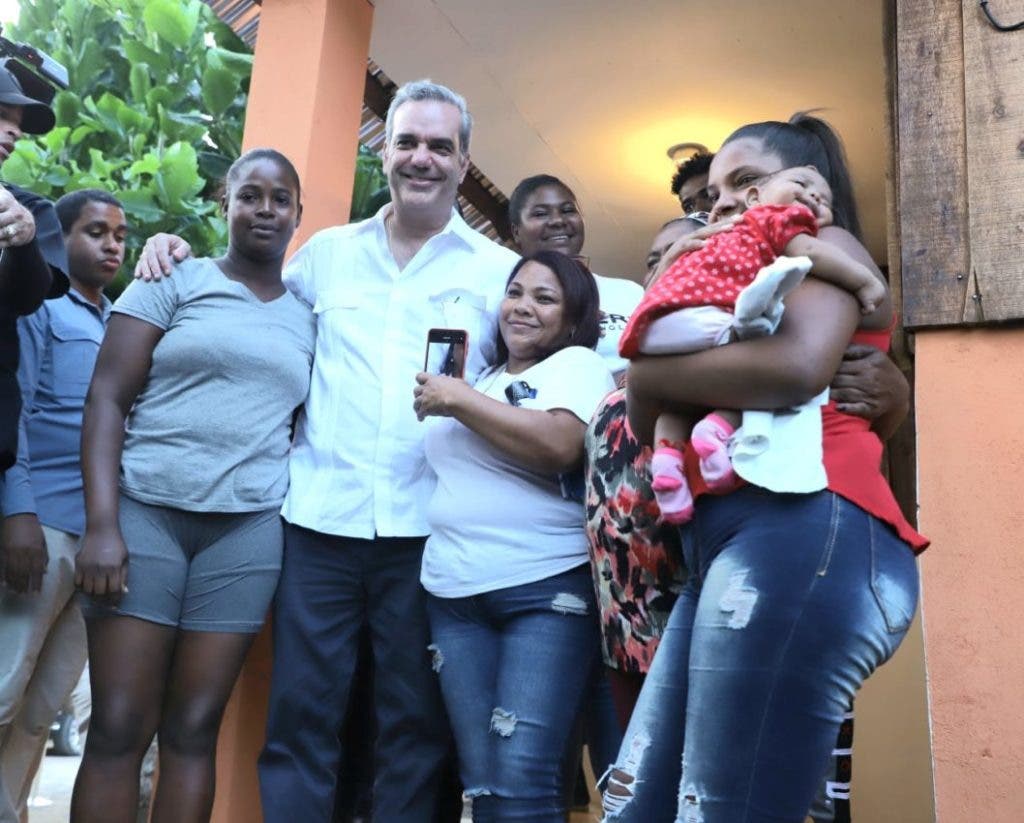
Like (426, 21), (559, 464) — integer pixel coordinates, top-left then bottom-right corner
(421, 346), (615, 598)
(593, 273), (643, 374)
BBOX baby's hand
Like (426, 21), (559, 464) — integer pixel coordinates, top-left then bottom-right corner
(856, 273), (887, 315)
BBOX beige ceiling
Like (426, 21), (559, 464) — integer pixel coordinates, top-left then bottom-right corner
(369, 0), (889, 281)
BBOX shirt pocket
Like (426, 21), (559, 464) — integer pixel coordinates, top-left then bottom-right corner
(312, 288), (365, 339)
(49, 316), (101, 398)
(313, 289), (364, 315)
(427, 288), (493, 366)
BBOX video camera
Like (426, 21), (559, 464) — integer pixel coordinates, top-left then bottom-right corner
(0, 25), (68, 105)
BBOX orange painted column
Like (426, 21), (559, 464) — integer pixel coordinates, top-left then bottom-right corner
(209, 2), (374, 821)
(915, 329), (1024, 822)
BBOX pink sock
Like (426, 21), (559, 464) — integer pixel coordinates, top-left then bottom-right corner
(650, 446), (693, 524)
(691, 414), (738, 491)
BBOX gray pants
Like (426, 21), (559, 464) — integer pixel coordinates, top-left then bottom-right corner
(0, 526), (87, 823)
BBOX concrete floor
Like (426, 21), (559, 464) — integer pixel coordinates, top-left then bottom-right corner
(23, 751), (602, 822)
(25, 749), (77, 823)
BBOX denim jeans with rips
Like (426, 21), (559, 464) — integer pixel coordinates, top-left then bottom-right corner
(427, 563), (600, 823)
(601, 488), (919, 823)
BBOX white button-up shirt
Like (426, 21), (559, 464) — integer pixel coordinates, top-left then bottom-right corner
(281, 206), (519, 538)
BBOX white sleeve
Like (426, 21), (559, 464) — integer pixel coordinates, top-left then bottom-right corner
(283, 236), (319, 308)
(521, 347), (615, 424)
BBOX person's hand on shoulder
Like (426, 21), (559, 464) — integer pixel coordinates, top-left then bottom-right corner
(413, 372), (473, 421)
(0, 513), (48, 593)
(133, 233), (192, 281)
(0, 188), (36, 248)
(74, 522), (128, 602)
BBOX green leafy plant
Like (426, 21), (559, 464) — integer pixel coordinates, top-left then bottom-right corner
(350, 143), (390, 221)
(3, 0), (252, 290)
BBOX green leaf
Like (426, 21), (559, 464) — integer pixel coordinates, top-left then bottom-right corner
(53, 91), (81, 128)
(42, 167), (72, 188)
(127, 154), (162, 179)
(42, 127), (71, 154)
(72, 39), (107, 91)
(143, 0), (200, 49)
(88, 147), (126, 178)
(197, 150), (233, 185)
(13, 141), (42, 163)
(208, 15), (247, 51)
(1, 153), (35, 188)
(67, 170), (105, 191)
(201, 65), (237, 115)
(83, 95), (124, 139)
(119, 188), (165, 223)
(157, 106), (207, 145)
(209, 47), (253, 76)
(58, 0), (90, 38)
(157, 141), (203, 205)
(70, 125), (98, 146)
(123, 39), (170, 75)
(129, 64), (152, 102)
(145, 86), (174, 113)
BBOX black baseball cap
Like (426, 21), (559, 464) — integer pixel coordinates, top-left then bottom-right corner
(0, 63), (54, 134)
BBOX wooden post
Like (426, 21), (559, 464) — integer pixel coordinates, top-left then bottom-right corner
(209, 2), (374, 820)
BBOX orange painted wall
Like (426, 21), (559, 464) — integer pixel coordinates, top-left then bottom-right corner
(916, 328), (1024, 822)
(209, 2), (374, 821)
(241, 0), (374, 246)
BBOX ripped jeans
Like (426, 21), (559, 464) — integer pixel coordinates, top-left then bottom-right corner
(426, 563), (599, 822)
(601, 488), (919, 823)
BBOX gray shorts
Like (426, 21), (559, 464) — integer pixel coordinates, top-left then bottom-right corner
(82, 494), (283, 633)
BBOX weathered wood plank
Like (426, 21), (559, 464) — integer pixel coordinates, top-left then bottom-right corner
(897, 0), (976, 328)
(884, 0), (919, 528)
(962, 0), (1024, 322)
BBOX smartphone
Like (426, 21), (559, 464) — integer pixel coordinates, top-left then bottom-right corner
(424, 328), (469, 379)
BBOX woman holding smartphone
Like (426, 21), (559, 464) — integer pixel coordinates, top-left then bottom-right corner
(413, 250), (614, 822)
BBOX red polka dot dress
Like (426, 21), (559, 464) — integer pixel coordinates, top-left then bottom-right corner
(619, 203), (818, 359)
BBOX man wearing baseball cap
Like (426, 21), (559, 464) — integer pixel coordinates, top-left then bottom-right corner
(0, 58), (71, 822)
(0, 60), (69, 473)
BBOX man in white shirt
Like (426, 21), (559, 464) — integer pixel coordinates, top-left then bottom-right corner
(261, 82), (516, 821)
(136, 80), (518, 822)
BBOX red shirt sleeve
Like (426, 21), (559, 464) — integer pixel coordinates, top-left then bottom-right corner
(748, 203), (818, 255)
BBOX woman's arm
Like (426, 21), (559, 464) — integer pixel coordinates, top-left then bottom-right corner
(817, 225), (910, 435)
(76, 315), (164, 598)
(627, 277), (861, 444)
(414, 373), (586, 475)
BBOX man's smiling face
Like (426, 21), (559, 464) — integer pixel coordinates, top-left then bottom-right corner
(382, 99), (469, 221)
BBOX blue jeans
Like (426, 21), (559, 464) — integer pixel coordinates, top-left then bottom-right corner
(601, 488), (919, 823)
(427, 564), (600, 823)
(258, 526), (450, 823)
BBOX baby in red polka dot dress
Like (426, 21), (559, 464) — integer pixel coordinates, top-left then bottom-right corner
(618, 165), (886, 523)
